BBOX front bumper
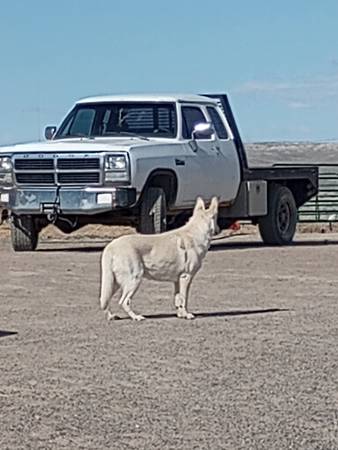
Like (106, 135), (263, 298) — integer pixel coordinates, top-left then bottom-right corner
(0, 186), (137, 215)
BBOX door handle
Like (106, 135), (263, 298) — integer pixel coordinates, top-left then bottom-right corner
(175, 159), (185, 166)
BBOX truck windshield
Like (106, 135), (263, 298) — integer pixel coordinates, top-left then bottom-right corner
(55, 102), (177, 139)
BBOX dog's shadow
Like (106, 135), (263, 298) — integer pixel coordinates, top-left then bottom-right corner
(0, 330), (18, 338)
(120, 308), (289, 321)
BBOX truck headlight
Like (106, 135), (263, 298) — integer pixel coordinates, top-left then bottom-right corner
(105, 155), (127, 171)
(104, 154), (129, 182)
(0, 157), (13, 172)
(0, 156), (13, 186)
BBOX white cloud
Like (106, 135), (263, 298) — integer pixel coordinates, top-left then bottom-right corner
(234, 74), (338, 100)
(235, 81), (296, 93)
(287, 101), (311, 109)
(231, 74), (338, 113)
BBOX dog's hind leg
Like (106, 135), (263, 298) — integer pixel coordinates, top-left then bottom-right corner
(174, 281), (180, 307)
(175, 273), (194, 320)
(100, 248), (119, 321)
(118, 276), (144, 321)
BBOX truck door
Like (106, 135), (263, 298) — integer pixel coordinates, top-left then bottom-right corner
(204, 105), (241, 201)
(180, 105), (240, 205)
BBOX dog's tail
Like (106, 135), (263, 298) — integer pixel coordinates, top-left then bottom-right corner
(99, 246), (116, 310)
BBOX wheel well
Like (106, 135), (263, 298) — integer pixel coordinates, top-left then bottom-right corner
(268, 180), (312, 208)
(141, 170), (178, 207)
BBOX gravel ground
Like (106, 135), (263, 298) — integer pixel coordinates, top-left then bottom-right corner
(0, 231), (338, 450)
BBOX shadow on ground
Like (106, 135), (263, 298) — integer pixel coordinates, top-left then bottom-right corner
(0, 330), (18, 338)
(110, 308), (289, 321)
(36, 238), (338, 253)
(37, 243), (106, 253)
(210, 239), (338, 252)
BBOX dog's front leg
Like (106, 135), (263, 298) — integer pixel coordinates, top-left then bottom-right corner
(175, 274), (194, 320)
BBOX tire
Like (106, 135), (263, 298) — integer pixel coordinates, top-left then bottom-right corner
(11, 215), (38, 251)
(138, 187), (167, 234)
(258, 185), (297, 245)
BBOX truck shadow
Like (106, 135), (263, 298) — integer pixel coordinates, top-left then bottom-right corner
(210, 239), (338, 252)
(0, 330), (18, 338)
(37, 243), (107, 253)
(37, 238), (338, 253)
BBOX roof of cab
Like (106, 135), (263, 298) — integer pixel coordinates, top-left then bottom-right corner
(76, 93), (218, 105)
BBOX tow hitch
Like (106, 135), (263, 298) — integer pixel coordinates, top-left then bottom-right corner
(41, 187), (61, 223)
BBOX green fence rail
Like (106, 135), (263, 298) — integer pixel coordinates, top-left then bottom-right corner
(298, 165), (338, 222)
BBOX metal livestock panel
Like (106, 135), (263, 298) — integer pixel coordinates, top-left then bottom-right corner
(298, 165), (338, 222)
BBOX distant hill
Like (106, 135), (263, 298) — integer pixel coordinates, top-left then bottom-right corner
(1, 140), (338, 167)
(245, 142), (338, 166)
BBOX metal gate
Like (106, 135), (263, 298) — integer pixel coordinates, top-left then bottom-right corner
(298, 165), (338, 222)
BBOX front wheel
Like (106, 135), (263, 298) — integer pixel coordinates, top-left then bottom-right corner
(11, 215), (39, 251)
(258, 185), (297, 245)
(137, 187), (167, 234)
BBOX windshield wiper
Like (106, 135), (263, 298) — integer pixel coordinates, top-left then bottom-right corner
(103, 131), (149, 141)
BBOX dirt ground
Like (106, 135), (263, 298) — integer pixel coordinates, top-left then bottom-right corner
(1, 229), (338, 450)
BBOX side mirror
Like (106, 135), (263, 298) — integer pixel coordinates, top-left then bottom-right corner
(191, 122), (214, 140)
(45, 126), (57, 140)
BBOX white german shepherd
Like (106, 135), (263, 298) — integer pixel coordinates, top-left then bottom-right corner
(99, 196), (219, 321)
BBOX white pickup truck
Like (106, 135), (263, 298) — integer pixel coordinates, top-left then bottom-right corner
(0, 93), (318, 251)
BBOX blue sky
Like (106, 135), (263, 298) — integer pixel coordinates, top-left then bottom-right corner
(1, 0), (338, 144)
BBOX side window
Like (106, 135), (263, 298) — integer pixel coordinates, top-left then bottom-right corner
(206, 107), (228, 139)
(181, 106), (208, 139)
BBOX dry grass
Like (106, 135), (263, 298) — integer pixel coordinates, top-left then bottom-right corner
(1, 221), (338, 243)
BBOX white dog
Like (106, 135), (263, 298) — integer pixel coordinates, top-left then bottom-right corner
(99, 196), (219, 321)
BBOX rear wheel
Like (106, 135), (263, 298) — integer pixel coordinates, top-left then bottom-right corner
(258, 185), (297, 245)
(11, 215), (39, 251)
(138, 187), (167, 234)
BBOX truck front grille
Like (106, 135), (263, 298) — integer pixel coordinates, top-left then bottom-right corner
(14, 159), (54, 170)
(57, 158), (101, 170)
(16, 173), (55, 184)
(13, 154), (102, 186)
(57, 172), (100, 184)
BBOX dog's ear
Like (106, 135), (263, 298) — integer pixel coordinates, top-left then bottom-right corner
(208, 196), (219, 216)
(194, 197), (205, 213)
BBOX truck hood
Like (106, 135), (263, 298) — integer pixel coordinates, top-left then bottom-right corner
(0, 137), (165, 154)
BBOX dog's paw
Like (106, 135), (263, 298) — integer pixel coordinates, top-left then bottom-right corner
(107, 311), (121, 321)
(185, 312), (195, 320)
(177, 308), (195, 320)
(176, 309), (185, 319)
(132, 314), (145, 321)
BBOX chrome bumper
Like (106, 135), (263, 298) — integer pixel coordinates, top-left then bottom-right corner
(0, 186), (136, 215)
